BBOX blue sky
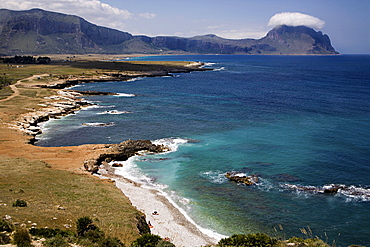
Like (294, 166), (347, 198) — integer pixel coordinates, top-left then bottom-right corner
(1, 0), (370, 54)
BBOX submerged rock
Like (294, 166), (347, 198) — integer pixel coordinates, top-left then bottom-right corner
(272, 173), (300, 182)
(225, 171), (259, 185)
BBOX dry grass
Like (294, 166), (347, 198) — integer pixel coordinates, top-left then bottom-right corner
(0, 55), (198, 245)
(0, 157), (142, 245)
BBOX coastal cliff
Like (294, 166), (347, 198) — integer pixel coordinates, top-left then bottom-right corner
(0, 8), (338, 55)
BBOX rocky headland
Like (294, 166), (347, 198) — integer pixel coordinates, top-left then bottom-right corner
(84, 139), (171, 174)
(0, 59), (219, 246)
(9, 90), (91, 142)
(0, 8), (339, 55)
(7, 61), (208, 145)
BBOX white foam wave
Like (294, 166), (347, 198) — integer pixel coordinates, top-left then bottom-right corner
(203, 62), (216, 67)
(213, 67), (226, 71)
(201, 171), (228, 184)
(280, 183), (370, 202)
(152, 137), (190, 153)
(109, 137), (227, 242)
(66, 84), (82, 89)
(157, 189), (228, 241)
(91, 105), (116, 109)
(97, 110), (132, 115)
(114, 93), (136, 97)
(81, 122), (115, 127)
(127, 77), (143, 82)
(113, 156), (161, 187)
(255, 178), (275, 191)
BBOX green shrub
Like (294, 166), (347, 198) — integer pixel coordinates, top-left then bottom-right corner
(44, 234), (69, 247)
(287, 237), (330, 247)
(217, 233), (277, 247)
(99, 236), (125, 247)
(12, 199), (27, 207)
(29, 227), (75, 238)
(76, 216), (98, 236)
(0, 76), (12, 89)
(75, 237), (97, 247)
(156, 240), (175, 247)
(0, 233), (11, 245)
(13, 228), (32, 247)
(131, 233), (162, 247)
(0, 219), (14, 232)
(84, 229), (105, 243)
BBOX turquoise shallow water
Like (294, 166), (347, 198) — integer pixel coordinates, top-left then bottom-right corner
(37, 55), (370, 246)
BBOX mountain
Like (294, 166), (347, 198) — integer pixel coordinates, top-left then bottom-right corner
(0, 8), (339, 55)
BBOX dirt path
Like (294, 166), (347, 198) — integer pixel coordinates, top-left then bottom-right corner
(0, 74), (103, 173)
(0, 74), (50, 102)
(0, 82), (20, 102)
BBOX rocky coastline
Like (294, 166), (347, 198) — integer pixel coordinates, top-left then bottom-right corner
(9, 90), (91, 144)
(10, 61), (209, 145)
(84, 139), (171, 174)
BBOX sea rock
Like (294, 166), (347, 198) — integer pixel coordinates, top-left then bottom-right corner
(225, 171), (259, 185)
(84, 160), (98, 173)
(85, 140), (170, 174)
(322, 184), (342, 194)
(112, 163), (123, 167)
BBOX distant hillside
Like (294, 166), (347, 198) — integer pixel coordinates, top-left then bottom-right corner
(0, 8), (339, 55)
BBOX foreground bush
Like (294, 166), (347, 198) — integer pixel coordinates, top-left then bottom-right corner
(44, 234), (70, 247)
(76, 216), (98, 236)
(75, 216), (124, 247)
(130, 233), (162, 247)
(287, 236), (330, 247)
(29, 227), (75, 238)
(0, 219), (13, 232)
(217, 233), (277, 247)
(156, 240), (176, 247)
(12, 199), (27, 207)
(0, 232), (11, 245)
(13, 228), (32, 247)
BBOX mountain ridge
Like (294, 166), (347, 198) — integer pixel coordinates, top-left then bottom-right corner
(0, 8), (339, 55)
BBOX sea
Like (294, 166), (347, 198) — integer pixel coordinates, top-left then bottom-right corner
(36, 55), (370, 246)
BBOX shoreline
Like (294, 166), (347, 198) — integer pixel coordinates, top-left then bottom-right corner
(9, 61), (211, 145)
(98, 165), (221, 247)
(0, 60), (221, 246)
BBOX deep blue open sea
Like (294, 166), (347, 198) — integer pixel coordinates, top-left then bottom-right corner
(37, 55), (370, 246)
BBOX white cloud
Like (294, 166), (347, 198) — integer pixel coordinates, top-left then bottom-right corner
(139, 13), (156, 19)
(0, 0), (133, 30)
(216, 29), (268, 40)
(268, 12), (325, 30)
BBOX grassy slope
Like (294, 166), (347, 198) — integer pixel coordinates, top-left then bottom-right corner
(0, 157), (142, 245)
(0, 56), (197, 245)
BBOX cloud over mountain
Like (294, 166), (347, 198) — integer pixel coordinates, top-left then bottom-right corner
(0, 0), (154, 30)
(268, 12), (325, 30)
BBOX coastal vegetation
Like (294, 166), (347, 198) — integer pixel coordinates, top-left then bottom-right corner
(0, 55), (352, 246)
(0, 56), (51, 64)
(0, 216), (336, 247)
(0, 56), (209, 246)
(0, 157), (144, 245)
(0, 76), (12, 90)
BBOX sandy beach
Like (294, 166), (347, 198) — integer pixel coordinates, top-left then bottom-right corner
(0, 59), (221, 246)
(98, 167), (221, 247)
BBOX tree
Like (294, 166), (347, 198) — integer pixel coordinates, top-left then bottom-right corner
(131, 234), (162, 247)
(76, 216), (98, 236)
